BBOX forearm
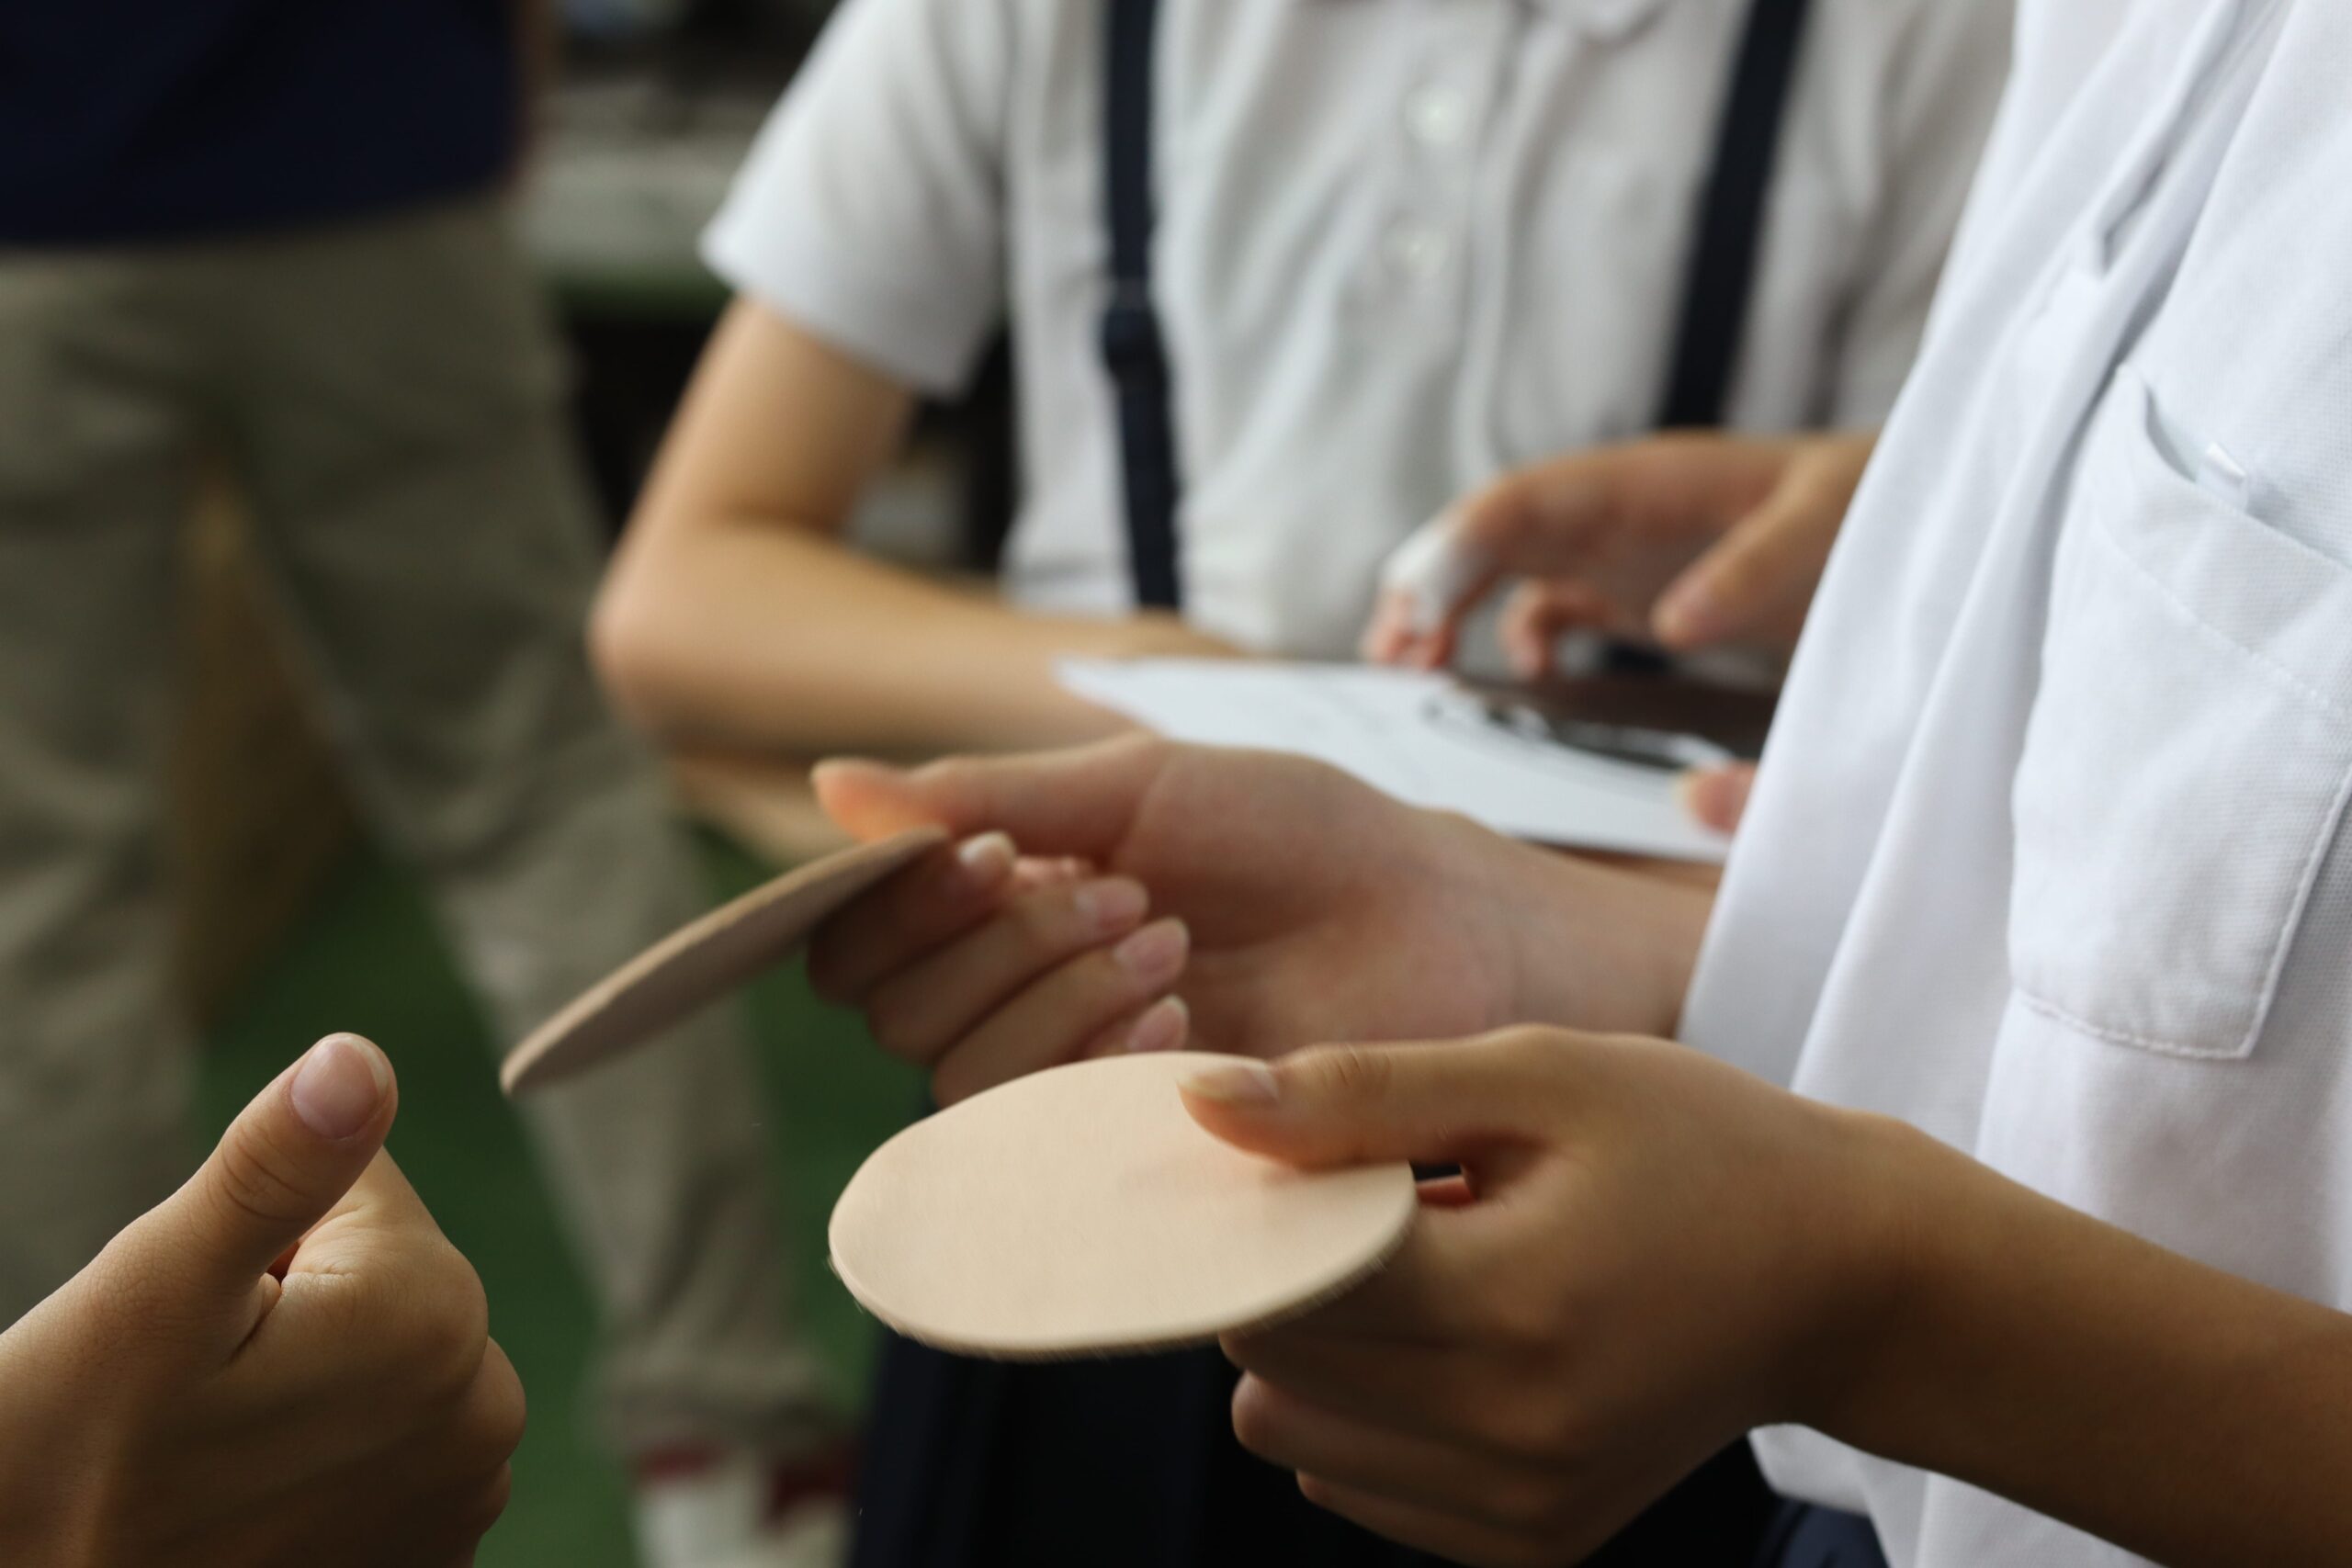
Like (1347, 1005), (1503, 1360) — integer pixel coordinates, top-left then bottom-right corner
(1822, 1121), (2352, 1565)
(594, 523), (1162, 759)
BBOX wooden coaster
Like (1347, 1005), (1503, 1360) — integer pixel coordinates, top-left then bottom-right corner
(829, 1052), (1418, 1359)
(501, 828), (944, 1095)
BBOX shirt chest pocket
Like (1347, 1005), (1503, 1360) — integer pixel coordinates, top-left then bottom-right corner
(2008, 367), (2352, 1061)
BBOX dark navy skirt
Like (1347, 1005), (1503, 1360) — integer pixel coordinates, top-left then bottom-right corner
(851, 1331), (1783, 1567)
(1751, 1501), (1890, 1568)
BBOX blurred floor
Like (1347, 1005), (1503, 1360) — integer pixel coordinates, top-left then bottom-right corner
(196, 832), (917, 1568)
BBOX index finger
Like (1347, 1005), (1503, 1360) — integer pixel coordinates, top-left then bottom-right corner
(279, 1148), (443, 1271)
(805, 832), (1020, 1004)
(1237, 1201), (1498, 1350)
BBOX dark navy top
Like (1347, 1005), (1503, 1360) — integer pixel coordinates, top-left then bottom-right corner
(0, 1), (517, 245)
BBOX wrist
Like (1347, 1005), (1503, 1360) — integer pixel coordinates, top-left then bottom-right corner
(1773, 1107), (1957, 1440)
(1501, 844), (1714, 1035)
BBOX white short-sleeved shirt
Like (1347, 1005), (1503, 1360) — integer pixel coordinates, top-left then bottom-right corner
(1682, 1), (2352, 1562)
(704, 0), (2009, 657)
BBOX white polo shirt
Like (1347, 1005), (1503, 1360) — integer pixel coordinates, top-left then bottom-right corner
(1682, 1), (2352, 1562)
(702, 0), (2009, 658)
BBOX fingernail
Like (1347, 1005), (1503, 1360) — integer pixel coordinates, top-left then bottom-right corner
(955, 831), (1016, 889)
(290, 1034), (390, 1140)
(1125, 996), (1190, 1054)
(1114, 919), (1189, 981)
(1182, 1059), (1279, 1105)
(1076, 879), (1150, 937)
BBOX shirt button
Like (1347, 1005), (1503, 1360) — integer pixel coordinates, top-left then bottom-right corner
(1404, 83), (1471, 149)
(1385, 220), (1450, 280)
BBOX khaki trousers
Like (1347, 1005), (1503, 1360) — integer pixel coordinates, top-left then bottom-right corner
(0, 198), (830, 1455)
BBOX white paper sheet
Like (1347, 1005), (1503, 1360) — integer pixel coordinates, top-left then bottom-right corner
(1059, 660), (1730, 863)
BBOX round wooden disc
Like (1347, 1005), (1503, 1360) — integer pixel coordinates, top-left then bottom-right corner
(829, 1052), (1418, 1359)
(501, 829), (944, 1096)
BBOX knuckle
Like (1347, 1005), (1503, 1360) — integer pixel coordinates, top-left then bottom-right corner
(1486, 1022), (1551, 1057)
(473, 1465), (517, 1529)
(209, 1125), (319, 1235)
(483, 1333), (527, 1413)
(1464, 481), (1534, 550)
(1486, 1291), (1560, 1357)
(393, 1249), (494, 1401)
(1479, 1025), (1564, 1084)
(906, 756), (968, 799)
(294, 1263), (383, 1352)
(444, 1464), (516, 1547)
(1105, 731), (1166, 766)
(1499, 1390), (1596, 1470)
(489, 1395), (529, 1463)
(465, 1358), (530, 1466)
(76, 1237), (166, 1337)
(1300, 1044), (1393, 1110)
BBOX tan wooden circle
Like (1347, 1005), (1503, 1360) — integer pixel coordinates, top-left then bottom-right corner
(830, 1052), (1418, 1359)
(502, 829), (944, 1095)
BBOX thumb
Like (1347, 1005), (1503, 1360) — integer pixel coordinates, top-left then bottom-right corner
(125, 1033), (397, 1306)
(813, 736), (1163, 858)
(1178, 1037), (1554, 1171)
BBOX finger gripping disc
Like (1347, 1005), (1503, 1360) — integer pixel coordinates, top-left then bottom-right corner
(829, 1052), (1417, 1359)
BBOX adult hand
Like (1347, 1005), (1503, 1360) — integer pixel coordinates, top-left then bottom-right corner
(805, 738), (1710, 1104)
(1363, 433), (1874, 674)
(0, 1034), (526, 1567)
(1184, 1031), (1906, 1568)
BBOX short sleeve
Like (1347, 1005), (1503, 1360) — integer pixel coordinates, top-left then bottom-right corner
(701, 0), (1014, 395)
(1825, 0), (2013, 426)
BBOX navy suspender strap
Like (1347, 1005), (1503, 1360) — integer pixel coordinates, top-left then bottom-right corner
(1655, 0), (1815, 430)
(1100, 0), (1184, 610)
(1611, 0), (1813, 673)
(1097, 0), (1816, 614)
